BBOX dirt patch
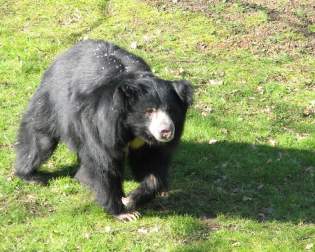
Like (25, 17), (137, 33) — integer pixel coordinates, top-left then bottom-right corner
(144, 0), (315, 56)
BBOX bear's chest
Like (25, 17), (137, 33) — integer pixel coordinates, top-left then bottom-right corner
(124, 137), (145, 156)
(128, 138), (145, 150)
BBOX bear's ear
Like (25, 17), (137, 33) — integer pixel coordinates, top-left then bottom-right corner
(172, 80), (193, 107)
(113, 84), (141, 111)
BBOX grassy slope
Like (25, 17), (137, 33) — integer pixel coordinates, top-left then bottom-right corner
(0, 0), (314, 251)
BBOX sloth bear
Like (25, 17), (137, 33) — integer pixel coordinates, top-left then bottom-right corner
(15, 40), (193, 221)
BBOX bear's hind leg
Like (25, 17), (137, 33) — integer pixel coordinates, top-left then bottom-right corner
(15, 121), (59, 181)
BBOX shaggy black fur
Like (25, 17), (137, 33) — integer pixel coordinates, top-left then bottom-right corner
(15, 40), (193, 217)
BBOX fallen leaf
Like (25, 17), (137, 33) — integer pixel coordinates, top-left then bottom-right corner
(130, 41), (138, 49)
(150, 226), (160, 233)
(266, 158), (273, 164)
(208, 79), (224, 86)
(305, 166), (314, 173)
(143, 35), (151, 43)
(84, 233), (91, 239)
(232, 241), (241, 247)
(268, 138), (277, 146)
(138, 227), (149, 234)
(104, 226), (111, 233)
(257, 184), (264, 190)
(256, 86), (264, 94)
(303, 103), (315, 116)
(160, 191), (169, 197)
(195, 104), (213, 117)
(242, 196), (253, 201)
(221, 128), (228, 134)
(305, 243), (313, 250)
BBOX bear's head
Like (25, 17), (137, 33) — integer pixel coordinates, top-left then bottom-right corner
(113, 73), (193, 145)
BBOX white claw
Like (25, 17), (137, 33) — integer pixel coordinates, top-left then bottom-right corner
(115, 211), (141, 222)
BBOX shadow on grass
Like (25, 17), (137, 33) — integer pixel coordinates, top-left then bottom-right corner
(148, 141), (315, 224)
(33, 141), (314, 224)
(32, 165), (78, 185)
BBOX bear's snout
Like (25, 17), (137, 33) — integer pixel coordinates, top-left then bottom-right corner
(148, 110), (175, 142)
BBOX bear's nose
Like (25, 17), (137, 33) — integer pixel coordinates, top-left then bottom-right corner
(160, 128), (173, 140)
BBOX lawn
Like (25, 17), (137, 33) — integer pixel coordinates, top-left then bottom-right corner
(0, 0), (314, 251)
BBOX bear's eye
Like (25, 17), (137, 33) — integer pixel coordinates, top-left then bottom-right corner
(145, 108), (156, 116)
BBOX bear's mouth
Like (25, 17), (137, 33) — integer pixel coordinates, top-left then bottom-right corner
(142, 130), (174, 146)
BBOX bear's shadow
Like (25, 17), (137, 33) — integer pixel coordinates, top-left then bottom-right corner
(154, 141), (315, 223)
(36, 141), (315, 223)
(33, 165), (78, 185)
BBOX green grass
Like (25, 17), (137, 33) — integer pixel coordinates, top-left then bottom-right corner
(1, 0), (315, 251)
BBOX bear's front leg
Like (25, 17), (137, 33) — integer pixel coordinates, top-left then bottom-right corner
(94, 170), (140, 221)
(77, 153), (140, 221)
(123, 173), (167, 211)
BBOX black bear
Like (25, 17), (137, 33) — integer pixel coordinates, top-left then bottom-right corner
(15, 40), (193, 221)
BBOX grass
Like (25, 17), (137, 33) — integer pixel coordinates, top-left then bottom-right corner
(0, 0), (315, 251)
